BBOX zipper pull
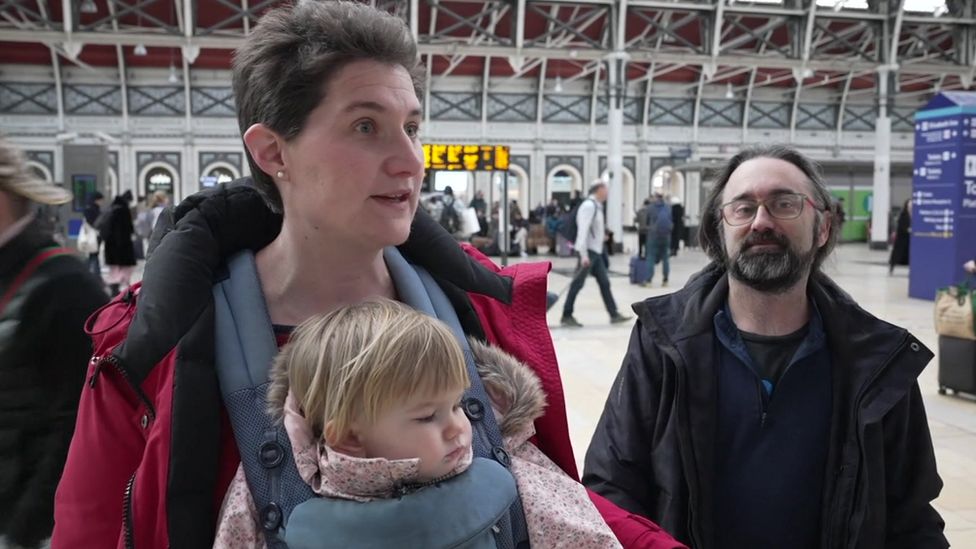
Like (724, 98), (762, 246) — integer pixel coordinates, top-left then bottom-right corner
(760, 411), (767, 428)
(88, 356), (104, 388)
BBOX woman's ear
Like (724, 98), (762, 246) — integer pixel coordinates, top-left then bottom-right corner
(242, 123), (286, 180)
(324, 420), (366, 457)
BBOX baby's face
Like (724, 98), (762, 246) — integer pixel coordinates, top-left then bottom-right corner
(357, 386), (472, 481)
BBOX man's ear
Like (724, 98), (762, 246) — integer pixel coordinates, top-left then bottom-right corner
(242, 123), (286, 180)
(817, 211), (832, 248)
(324, 420), (366, 457)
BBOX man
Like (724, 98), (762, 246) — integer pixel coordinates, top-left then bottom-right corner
(82, 190), (105, 279)
(0, 138), (107, 548)
(635, 198), (650, 259)
(584, 145), (946, 549)
(560, 181), (632, 328)
(670, 196), (685, 257)
(642, 193), (672, 288)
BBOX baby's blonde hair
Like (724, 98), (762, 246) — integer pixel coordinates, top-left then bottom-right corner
(267, 298), (469, 443)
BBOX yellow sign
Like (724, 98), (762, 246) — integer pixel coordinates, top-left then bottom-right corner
(423, 144), (510, 172)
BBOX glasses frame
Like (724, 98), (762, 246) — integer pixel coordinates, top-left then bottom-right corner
(719, 193), (822, 227)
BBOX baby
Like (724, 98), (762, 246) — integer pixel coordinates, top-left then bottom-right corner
(214, 298), (619, 548)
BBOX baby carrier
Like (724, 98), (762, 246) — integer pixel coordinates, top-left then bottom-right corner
(213, 248), (529, 548)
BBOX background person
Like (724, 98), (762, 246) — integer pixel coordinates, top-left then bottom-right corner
(81, 190), (104, 279)
(560, 181), (632, 328)
(101, 190), (136, 296)
(889, 198), (911, 275)
(0, 138), (107, 549)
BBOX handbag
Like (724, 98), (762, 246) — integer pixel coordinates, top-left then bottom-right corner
(77, 221), (100, 254)
(934, 277), (976, 340)
(459, 206), (481, 238)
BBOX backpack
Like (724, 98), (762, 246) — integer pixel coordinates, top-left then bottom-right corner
(555, 198), (597, 242)
(439, 197), (461, 234)
(646, 202), (673, 238)
(134, 210), (154, 240)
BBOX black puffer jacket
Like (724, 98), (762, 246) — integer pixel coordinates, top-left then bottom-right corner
(583, 263), (947, 549)
(103, 196), (135, 266)
(0, 220), (107, 547)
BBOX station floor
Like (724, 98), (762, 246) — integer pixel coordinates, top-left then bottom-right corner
(127, 234), (975, 544)
(531, 234), (976, 546)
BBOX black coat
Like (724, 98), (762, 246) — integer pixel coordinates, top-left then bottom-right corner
(0, 220), (107, 547)
(583, 263), (947, 549)
(890, 209), (911, 267)
(103, 197), (136, 266)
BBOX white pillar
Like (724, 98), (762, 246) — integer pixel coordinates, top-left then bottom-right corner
(870, 69), (892, 249)
(606, 51), (628, 245)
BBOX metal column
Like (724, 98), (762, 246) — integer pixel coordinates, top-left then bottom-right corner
(870, 68), (892, 250)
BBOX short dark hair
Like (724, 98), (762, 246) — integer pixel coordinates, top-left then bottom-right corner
(699, 145), (839, 272)
(233, 1), (424, 213)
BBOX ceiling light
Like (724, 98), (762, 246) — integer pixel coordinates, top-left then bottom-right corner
(553, 76), (563, 93)
(168, 64), (180, 84)
(725, 82), (735, 99)
(80, 0), (97, 14)
(133, 43), (147, 56)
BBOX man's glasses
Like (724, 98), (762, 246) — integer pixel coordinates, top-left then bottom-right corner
(719, 193), (821, 226)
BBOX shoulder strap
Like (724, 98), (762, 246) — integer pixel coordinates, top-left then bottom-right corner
(213, 251), (313, 549)
(0, 246), (74, 314)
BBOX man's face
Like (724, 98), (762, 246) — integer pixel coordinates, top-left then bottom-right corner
(594, 185), (609, 202)
(719, 157), (830, 293)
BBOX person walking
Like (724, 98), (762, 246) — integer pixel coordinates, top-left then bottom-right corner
(889, 199), (911, 275)
(635, 198), (650, 259)
(560, 181), (632, 328)
(0, 138), (107, 549)
(670, 197), (685, 257)
(642, 193), (672, 288)
(102, 190), (136, 296)
(583, 145), (946, 549)
(81, 190), (104, 279)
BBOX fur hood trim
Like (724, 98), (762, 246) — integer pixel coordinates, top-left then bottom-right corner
(468, 338), (547, 439)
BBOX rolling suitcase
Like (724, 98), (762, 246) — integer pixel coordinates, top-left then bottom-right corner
(629, 254), (651, 284)
(938, 335), (976, 397)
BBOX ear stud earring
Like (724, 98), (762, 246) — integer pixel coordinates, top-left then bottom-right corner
(275, 170), (285, 179)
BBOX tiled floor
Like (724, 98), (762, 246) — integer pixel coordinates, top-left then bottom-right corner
(532, 235), (975, 546)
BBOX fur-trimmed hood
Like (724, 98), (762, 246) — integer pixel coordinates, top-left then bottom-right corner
(468, 338), (547, 442)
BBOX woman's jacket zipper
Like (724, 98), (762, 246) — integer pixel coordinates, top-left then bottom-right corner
(123, 472), (136, 549)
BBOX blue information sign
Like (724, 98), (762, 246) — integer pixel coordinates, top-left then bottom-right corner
(910, 92), (976, 300)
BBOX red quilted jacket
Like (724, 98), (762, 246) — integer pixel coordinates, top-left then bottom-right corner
(52, 183), (683, 549)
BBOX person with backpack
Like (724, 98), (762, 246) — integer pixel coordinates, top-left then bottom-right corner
(642, 192), (673, 287)
(0, 138), (107, 549)
(214, 298), (622, 548)
(52, 4), (682, 548)
(81, 190), (105, 279)
(560, 181), (633, 328)
(438, 185), (464, 237)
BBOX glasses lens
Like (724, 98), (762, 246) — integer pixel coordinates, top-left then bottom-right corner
(768, 195), (803, 219)
(723, 200), (757, 225)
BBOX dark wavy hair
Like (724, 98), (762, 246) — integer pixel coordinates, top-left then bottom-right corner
(698, 145), (839, 273)
(233, 1), (424, 213)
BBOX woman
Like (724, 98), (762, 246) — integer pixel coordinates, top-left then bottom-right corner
(102, 189), (135, 295)
(889, 198), (911, 275)
(52, 3), (680, 549)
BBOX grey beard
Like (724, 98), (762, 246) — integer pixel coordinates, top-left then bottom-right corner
(728, 245), (815, 294)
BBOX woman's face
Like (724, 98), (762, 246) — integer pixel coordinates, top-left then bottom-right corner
(279, 60), (424, 251)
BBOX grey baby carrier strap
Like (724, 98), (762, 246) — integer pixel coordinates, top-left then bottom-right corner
(213, 249), (529, 548)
